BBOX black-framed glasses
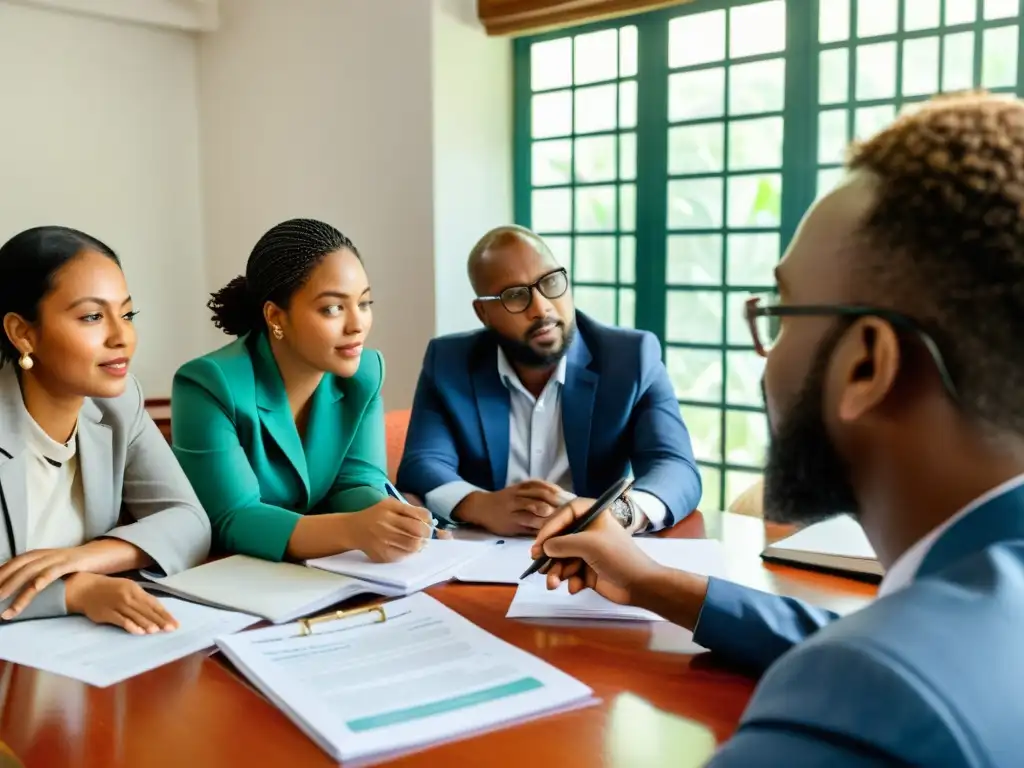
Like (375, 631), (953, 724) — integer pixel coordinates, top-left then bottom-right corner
(744, 295), (959, 401)
(477, 268), (569, 314)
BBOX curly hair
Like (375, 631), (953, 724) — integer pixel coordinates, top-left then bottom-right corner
(846, 91), (1024, 430)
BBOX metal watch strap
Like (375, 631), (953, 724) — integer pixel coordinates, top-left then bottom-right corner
(610, 495), (634, 529)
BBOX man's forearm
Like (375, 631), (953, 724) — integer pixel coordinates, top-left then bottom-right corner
(632, 566), (710, 631)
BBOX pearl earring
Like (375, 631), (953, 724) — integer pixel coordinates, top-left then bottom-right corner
(271, 326), (284, 340)
(18, 353), (33, 371)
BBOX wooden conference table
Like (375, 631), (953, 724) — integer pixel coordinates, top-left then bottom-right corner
(0, 512), (876, 767)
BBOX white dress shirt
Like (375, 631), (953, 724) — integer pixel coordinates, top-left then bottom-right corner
(878, 472), (1024, 597)
(425, 349), (668, 530)
(24, 417), (87, 551)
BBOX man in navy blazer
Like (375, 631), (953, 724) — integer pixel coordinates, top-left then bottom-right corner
(397, 226), (701, 536)
(532, 92), (1024, 765)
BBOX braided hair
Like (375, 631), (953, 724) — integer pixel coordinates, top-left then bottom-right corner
(208, 218), (360, 336)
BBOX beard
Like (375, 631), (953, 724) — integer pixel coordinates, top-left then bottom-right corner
(762, 328), (859, 526)
(491, 317), (577, 368)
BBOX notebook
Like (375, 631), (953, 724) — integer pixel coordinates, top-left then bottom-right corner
(306, 539), (492, 592)
(215, 592), (597, 763)
(760, 514), (882, 578)
(142, 555), (402, 624)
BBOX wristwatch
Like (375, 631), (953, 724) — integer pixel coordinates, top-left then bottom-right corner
(609, 494), (635, 529)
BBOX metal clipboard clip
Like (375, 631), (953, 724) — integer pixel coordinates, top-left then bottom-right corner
(297, 604), (388, 637)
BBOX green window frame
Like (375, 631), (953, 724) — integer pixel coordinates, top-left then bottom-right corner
(514, 0), (1024, 512)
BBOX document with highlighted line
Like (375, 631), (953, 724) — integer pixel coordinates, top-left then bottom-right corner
(215, 592), (596, 764)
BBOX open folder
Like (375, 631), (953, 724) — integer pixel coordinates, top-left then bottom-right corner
(216, 593), (596, 764)
(760, 514), (882, 579)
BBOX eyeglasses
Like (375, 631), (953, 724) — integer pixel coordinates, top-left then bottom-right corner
(477, 268), (569, 314)
(744, 295), (959, 401)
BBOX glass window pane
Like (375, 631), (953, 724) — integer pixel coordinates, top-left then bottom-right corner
(575, 186), (617, 231)
(726, 351), (766, 407)
(729, 117), (784, 170)
(726, 470), (764, 507)
(819, 109), (849, 164)
(619, 236), (636, 283)
(667, 235), (723, 285)
(669, 69), (726, 122)
(727, 175), (781, 229)
(618, 288), (635, 328)
(666, 348), (723, 403)
(730, 0), (786, 58)
(902, 37), (940, 96)
(620, 26), (638, 77)
(680, 406), (722, 463)
(668, 123), (725, 175)
(575, 84), (617, 134)
(669, 10), (726, 68)
(574, 135), (616, 182)
(945, 0), (977, 25)
(619, 81), (638, 129)
(574, 29), (617, 85)
(854, 104), (896, 140)
(532, 91), (572, 138)
(820, 0), (850, 43)
(729, 59), (786, 116)
(619, 184), (636, 232)
(816, 167), (845, 199)
(819, 48), (849, 104)
(668, 179), (724, 230)
(983, 26), (1018, 89)
(532, 140), (572, 186)
(726, 410), (768, 465)
(531, 38), (572, 91)
(573, 236), (616, 282)
(546, 236), (571, 268)
(574, 287), (617, 325)
(667, 290), (723, 344)
(943, 32), (975, 91)
(619, 133), (637, 180)
(904, 0), (940, 31)
(727, 233), (779, 286)
(532, 188), (571, 232)
(726, 291), (755, 345)
(698, 464), (723, 512)
(985, 0), (1020, 20)
(857, 0), (898, 38)
(856, 42), (897, 100)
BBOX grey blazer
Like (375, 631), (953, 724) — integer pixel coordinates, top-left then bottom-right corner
(0, 366), (211, 621)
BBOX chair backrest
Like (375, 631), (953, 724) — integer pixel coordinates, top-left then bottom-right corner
(728, 476), (764, 518)
(384, 409), (411, 482)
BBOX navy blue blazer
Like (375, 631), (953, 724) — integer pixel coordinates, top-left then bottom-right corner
(397, 311), (702, 525)
(699, 484), (1024, 766)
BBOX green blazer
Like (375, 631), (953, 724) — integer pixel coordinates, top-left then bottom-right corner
(170, 333), (388, 561)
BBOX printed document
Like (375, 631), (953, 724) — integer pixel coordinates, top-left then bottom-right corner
(216, 592), (595, 763)
(0, 597), (257, 687)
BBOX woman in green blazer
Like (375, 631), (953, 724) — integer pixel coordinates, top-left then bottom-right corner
(171, 219), (432, 562)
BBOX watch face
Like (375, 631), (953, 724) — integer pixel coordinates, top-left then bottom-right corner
(612, 498), (632, 528)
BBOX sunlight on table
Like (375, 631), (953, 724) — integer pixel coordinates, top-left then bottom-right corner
(605, 693), (716, 768)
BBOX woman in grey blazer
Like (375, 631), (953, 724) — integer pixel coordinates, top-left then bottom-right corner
(0, 226), (210, 633)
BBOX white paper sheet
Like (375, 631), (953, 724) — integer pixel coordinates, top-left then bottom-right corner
(455, 538), (535, 583)
(0, 597), (258, 687)
(216, 592), (595, 763)
(307, 539), (492, 591)
(506, 538), (728, 621)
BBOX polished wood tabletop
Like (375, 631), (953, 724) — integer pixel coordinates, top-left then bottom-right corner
(0, 512), (876, 768)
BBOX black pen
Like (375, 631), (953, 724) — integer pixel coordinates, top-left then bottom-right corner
(520, 476), (635, 580)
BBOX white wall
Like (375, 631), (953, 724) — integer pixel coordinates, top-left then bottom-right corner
(0, 1), (205, 397)
(200, 0), (438, 409)
(432, 0), (513, 337)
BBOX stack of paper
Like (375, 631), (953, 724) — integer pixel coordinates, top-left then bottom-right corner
(0, 597), (257, 687)
(761, 514), (881, 578)
(307, 539), (492, 593)
(143, 555), (402, 624)
(506, 538), (728, 621)
(216, 592), (596, 764)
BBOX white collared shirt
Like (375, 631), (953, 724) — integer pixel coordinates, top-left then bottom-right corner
(878, 472), (1024, 597)
(425, 349), (669, 530)
(24, 416), (86, 551)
